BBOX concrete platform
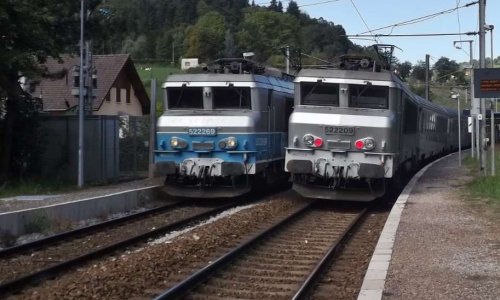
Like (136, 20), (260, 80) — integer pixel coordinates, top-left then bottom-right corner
(0, 186), (163, 237)
(358, 152), (500, 299)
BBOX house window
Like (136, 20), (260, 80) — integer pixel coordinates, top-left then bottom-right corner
(111, 88), (117, 102)
(126, 88), (130, 103)
(185, 62), (191, 68)
(121, 88), (127, 104)
(116, 87), (121, 102)
(105, 95), (110, 102)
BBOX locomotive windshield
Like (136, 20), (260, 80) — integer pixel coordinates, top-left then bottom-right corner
(212, 87), (251, 109)
(167, 87), (204, 109)
(301, 82), (339, 106)
(349, 84), (388, 109)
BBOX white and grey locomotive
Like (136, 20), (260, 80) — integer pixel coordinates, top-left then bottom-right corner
(285, 51), (469, 201)
(155, 58), (294, 198)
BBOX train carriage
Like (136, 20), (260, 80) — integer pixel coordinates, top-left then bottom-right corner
(155, 58), (294, 198)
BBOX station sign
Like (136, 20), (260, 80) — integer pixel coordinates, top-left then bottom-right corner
(474, 68), (500, 98)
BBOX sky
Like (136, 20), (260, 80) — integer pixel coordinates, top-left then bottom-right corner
(282, 0), (499, 65)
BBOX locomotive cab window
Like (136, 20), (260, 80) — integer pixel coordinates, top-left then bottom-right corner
(167, 87), (203, 109)
(349, 84), (388, 109)
(212, 87), (251, 109)
(300, 82), (339, 106)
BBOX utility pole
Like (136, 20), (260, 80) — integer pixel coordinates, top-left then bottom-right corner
(286, 46), (290, 74)
(479, 0), (486, 174)
(171, 42), (175, 65)
(425, 54), (430, 101)
(78, 0), (85, 188)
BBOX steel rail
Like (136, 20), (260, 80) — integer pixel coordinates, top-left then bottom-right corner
(154, 202), (314, 300)
(292, 207), (369, 300)
(0, 201), (186, 259)
(0, 201), (239, 296)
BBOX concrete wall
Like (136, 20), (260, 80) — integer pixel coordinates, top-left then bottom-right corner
(0, 186), (162, 237)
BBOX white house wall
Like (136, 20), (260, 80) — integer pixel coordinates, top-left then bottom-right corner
(97, 84), (144, 116)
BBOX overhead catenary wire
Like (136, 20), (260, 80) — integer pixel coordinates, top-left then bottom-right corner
(349, 0), (379, 43)
(345, 32), (479, 38)
(356, 1), (478, 35)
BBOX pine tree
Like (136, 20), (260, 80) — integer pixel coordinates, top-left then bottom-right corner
(277, 1), (283, 12)
(269, 0), (279, 12)
(286, 1), (300, 18)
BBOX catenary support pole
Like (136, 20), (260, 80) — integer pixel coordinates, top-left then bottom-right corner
(488, 25), (495, 175)
(148, 78), (157, 178)
(479, 0), (486, 174)
(78, 0), (85, 188)
(458, 95), (462, 167)
(425, 54), (430, 101)
(491, 100), (495, 175)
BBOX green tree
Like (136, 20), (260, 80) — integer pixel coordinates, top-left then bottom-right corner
(396, 61), (412, 81)
(184, 11), (227, 61)
(286, 1), (300, 18)
(224, 30), (238, 57)
(0, 0), (92, 183)
(300, 19), (349, 59)
(433, 57), (460, 83)
(236, 10), (300, 62)
(156, 31), (173, 60)
(269, 0), (279, 12)
(411, 61), (428, 82)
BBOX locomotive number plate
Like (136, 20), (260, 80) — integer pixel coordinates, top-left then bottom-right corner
(188, 128), (217, 136)
(324, 126), (355, 135)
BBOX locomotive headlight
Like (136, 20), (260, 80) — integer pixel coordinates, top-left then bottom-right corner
(303, 134), (315, 146)
(170, 137), (179, 148)
(355, 138), (375, 150)
(226, 137), (238, 149)
(303, 134), (323, 148)
(219, 137), (238, 150)
(364, 138), (375, 150)
(170, 137), (187, 149)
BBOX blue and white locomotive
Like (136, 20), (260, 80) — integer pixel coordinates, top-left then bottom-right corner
(155, 58), (294, 198)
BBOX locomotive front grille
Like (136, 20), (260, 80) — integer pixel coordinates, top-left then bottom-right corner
(327, 140), (351, 150)
(192, 141), (215, 151)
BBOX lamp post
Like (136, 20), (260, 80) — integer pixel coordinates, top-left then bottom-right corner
(485, 25), (494, 68)
(452, 92), (462, 167)
(454, 40), (475, 158)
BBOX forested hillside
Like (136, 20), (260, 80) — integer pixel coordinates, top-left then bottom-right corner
(91, 0), (361, 66)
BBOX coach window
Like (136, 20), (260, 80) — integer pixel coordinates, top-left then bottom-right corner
(167, 87), (203, 109)
(403, 97), (418, 133)
(349, 84), (388, 109)
(301, 82), (339, 106)
(212, 87), (251, 109)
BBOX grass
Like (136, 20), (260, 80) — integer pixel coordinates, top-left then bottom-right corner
(463, 145), (500, 209)
(0, 179), (76, 199)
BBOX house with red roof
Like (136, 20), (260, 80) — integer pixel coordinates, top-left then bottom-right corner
(33, 54), (150, 116)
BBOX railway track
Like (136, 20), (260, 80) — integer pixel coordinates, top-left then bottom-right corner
(154, 202), (370, 299)
(0, 199), (243, 296)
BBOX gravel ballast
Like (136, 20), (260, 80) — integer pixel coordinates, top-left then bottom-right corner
(10, 192), (308, 299)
